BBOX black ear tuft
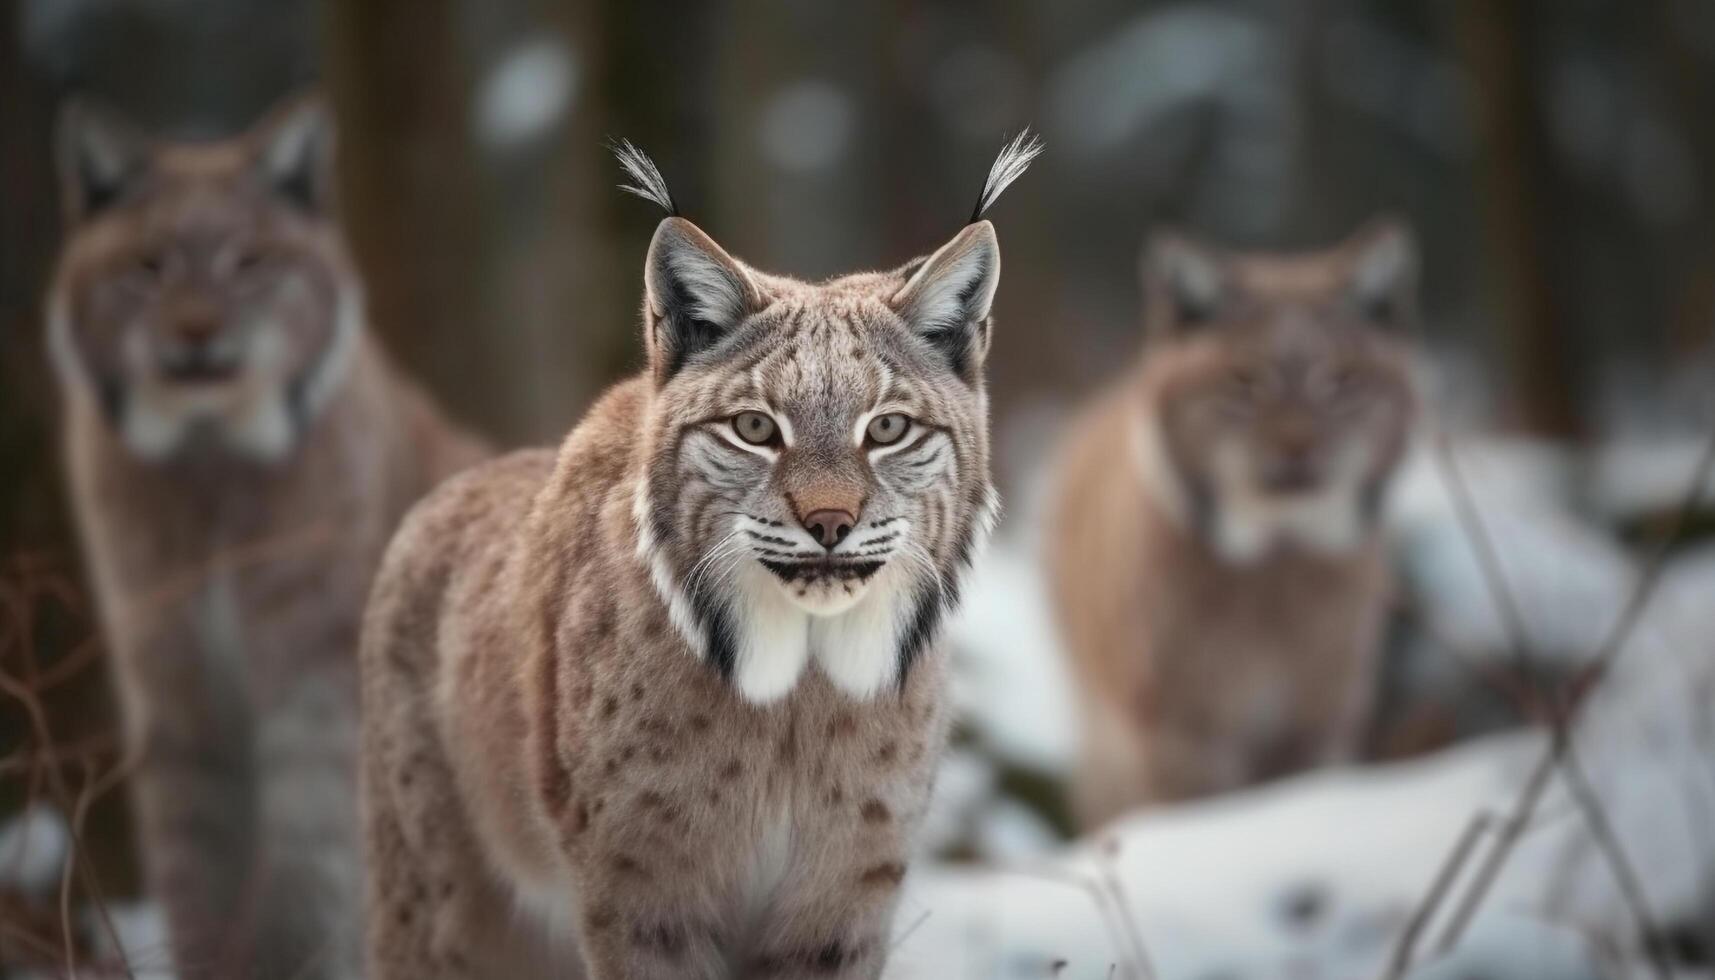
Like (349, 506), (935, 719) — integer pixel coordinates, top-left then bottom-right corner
(610, 138), (679, 217)
(56, 99), (150, 223)
(969, 129), (1043, 223)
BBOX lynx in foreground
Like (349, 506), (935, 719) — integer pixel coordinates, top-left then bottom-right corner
(359, 137), (1036, 978)
(1049, 221), (1420, 828)
(49, 95), (486, 979)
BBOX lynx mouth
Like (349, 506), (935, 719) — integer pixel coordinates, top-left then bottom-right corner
(758, 558), (886, 585)
(158, 354), (243, 385)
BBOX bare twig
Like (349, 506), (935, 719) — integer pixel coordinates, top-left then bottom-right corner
(998, 863), (1140, 980)
(1389, 592), (1538, 716)
(1383, 809), (1498, 978)
(1432, 434), (1544, 695)
(1558, 739), (1676, 979)
(1096, 838), (1158, 980)
(1399, 426), (1715, 976)
(890, 908), (934, 954)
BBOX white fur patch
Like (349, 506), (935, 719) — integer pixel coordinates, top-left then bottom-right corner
(730, 562), (811, 703)
(634, 485), (711, 659)
(808, 564), (911, 699)
(1205, 440), (1372, 564)
(1130, 411), (1193, 528)
(1133, 409), (1375, 564)
(637, 495), (953, 703)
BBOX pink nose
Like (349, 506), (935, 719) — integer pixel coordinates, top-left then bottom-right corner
(801, 509), (856, 549)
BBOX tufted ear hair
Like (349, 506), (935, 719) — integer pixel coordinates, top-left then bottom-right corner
(1141, 230), (1230, 335)
(1342, 216), (1419, 328)
(889, 220), (1000, 382)
(247, 93), (336, 215)
(643, 217), (764, 383)
(56, 98), (152, 224)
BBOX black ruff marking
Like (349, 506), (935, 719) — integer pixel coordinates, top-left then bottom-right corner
(896, 523), (979, 686)
(894, 585), (949, 688)
(655, 506), (736, 681)
(95, 375), (125, 427)
(689, 578), (737, 682)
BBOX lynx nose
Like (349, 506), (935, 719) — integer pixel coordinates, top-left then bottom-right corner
(172, 310), (223, 346)
(802, 510), (856, 550)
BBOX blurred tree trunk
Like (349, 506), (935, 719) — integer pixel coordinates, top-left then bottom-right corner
(0, 3), (141, 901)
(1457, 0), (1587, 439)
(321, 1), (507, 437)
(1654, 6), (1715, 363)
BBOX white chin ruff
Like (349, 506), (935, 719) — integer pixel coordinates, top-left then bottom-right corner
(731, 562), (907, 704)
(641, 539), (909, 705)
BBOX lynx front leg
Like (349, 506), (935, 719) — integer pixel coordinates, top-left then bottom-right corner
(573, 867), (727, 980)
(130, 716), (257, 980)
(737, 854), (906, 980)
(251, 672), (364, 980)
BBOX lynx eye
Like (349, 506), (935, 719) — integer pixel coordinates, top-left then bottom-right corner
(137, 254), (165, 277)
(865, 413), (912, 446)
(234, 250), (265, 273)
(732, 411), (778, 446)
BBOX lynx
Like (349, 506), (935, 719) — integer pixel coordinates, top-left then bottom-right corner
(358, 136), (1036, 979)
(47, 94), (486, 979)
(1047, 221), (1419, 827)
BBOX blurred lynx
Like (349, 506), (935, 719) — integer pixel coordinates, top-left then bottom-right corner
(1048, 221), (1419, 827)
(48, 95), (486, 979)
(358, 136), (1035, 979)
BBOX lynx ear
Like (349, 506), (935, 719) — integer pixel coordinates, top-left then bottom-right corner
(643, 217), (763, 382)
(250, 94), (335, 214)
(889, 220), (1000, 381)
(1142, 231), (1228, 333)
(55, 99), (151, 223)
(1344, 217), (1418, 327)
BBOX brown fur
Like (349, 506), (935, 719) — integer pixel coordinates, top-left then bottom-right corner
(361, 205), (1010, 978)
(49, 95), (486, 979)
(1048, 221), (1419, 827)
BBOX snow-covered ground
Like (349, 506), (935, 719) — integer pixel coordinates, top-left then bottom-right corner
(913, 432), (1715, 978)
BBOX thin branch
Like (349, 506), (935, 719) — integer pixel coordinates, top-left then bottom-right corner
(1410, 426), (1715, 968)
(1096, 839), (1158, 980)
(1431, 749), (1556, 955)
(1558, 739), (1675, 980)
(1431, 433), (1544, 701)
(997, 863), (1140, 980)
(1389, 592), (1538, 716)
(1382, 810), (1498, 979)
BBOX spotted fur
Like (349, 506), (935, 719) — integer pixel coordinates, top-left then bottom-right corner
(48, 94), (487, 980)
(360, 141), (1031, 978)
(1048, 220), (1420, 827)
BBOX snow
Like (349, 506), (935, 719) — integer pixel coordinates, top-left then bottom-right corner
(946, 542), (1081, 775)
(896, 433), (1715, 978)
(0, 804), (69, 893)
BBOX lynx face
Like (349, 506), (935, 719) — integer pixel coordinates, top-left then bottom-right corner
(48, 98), (356, 463)
(634, 218), (1002, 704)
(1136, 222), (1419, 562)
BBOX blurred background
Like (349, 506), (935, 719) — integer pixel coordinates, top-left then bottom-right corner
(3, 1), (1714, 978)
